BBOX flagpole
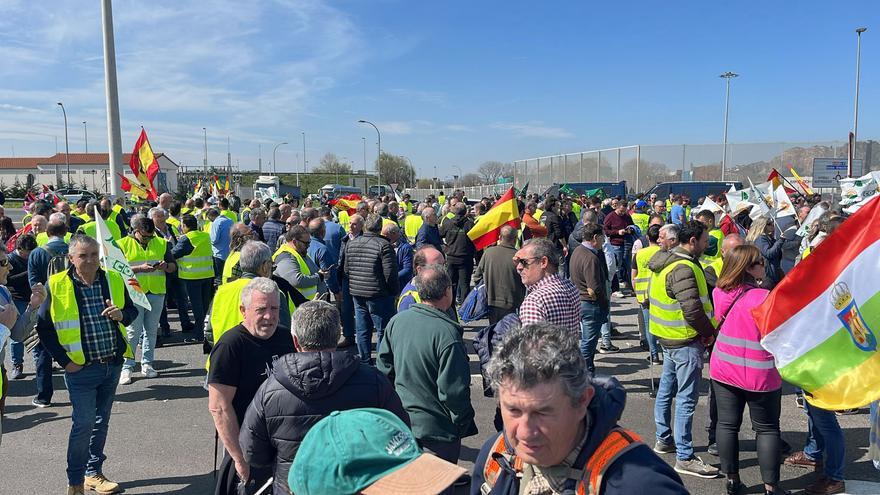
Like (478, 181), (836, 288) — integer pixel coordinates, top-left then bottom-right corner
(101, 0), (124, 198)
(774, 168), (807, 197)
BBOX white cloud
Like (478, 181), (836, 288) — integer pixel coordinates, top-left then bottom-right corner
(491, 121), (574, 139)
(444, 124), (474, 132)
(389, 88), (446, 105)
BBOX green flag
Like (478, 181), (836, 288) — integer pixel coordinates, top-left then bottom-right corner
(559, 184), (576, 196)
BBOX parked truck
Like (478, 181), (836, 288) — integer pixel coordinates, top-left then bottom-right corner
(252, 175), (301, 202)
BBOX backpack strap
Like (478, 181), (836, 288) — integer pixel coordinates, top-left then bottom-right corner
(579, 428), (644, 495)
(483, 433), (523, 488)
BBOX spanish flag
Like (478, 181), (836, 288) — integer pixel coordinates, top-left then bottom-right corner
(128, 128), (160, 201)
(329, 193), (362, 215)
(119, 173), (150, 201)
(767, 169), (797, 196)
(467, 186), (520, 250)
(789, 166), (814, 196)
(753, 194), (880, 410)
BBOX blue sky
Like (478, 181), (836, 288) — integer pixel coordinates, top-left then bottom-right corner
(1, 0), (877, 178)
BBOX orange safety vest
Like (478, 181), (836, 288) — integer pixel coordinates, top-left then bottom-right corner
(482, 427), (643, 495)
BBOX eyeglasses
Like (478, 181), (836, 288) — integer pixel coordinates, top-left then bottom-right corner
(751, 259), (765, 267)
(296, 238), (311, 245)
(0, 259), (9, 267)
(512, 256), (541, 267)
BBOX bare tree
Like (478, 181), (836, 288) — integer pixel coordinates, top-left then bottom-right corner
(460, 173), (481, 187)
(478, 161), (513, 184)
(377, 152), (416, 187)
(313, 153), (352, 175)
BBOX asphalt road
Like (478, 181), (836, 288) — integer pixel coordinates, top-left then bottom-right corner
(2, 293), (878, 494)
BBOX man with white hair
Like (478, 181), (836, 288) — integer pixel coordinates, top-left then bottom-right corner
(207, 277), (295, 492)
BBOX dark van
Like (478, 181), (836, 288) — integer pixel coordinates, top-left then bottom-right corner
(644, 181), (742, 200)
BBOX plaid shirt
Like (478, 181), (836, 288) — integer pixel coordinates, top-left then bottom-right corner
(523, 418), (590, 494)
(519, 274), (581, 333)
(71, 270), (119, 362)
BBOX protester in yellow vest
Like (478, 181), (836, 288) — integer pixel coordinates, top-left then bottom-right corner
(171, 214), (215, 344)
(702, 233), (743, 290)
(206, 241), (297, 368)
(646, 221), (719, 474)
(631, 200), (651, 237)
(77, 201), (122, 240)
(403, 206), (424, 244)
(631, 224), (662, 364)
(34, 235), (136, 495)
(273, 225), (325, 300)
(116, 215), (176, 385)
(219, 197), (238, 222)
(695, 209), (724, 263)
(36, 231), (72, 246)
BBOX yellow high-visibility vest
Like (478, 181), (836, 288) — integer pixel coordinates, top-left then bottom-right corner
(338, 210), (351, 232)
(117, 235), (168, 294)
(221, 250), (241, 284)
(36, 232), (72, 246)
(78, 220), (122, 241)
(648, 259), (717, 341)
(273, 244), (317, 300)
(48, 270), (133, 365)
(178, 231), (214, 280)
(404, 214), (424, 243)
(631, 213), (650, 235)
(633, 245), (661, 304)
(220, 209), (238, 223)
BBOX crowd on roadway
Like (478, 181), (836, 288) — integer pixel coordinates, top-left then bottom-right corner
(0, 184), (877, 495)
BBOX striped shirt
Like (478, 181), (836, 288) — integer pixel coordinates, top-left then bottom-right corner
(519, 274), (581, 333)
(71, 271), (118, 362)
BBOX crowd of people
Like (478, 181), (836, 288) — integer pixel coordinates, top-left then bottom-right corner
(0, 184), (877, 495)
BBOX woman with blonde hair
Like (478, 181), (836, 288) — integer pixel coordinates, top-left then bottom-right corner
(710, 245), (788, 495)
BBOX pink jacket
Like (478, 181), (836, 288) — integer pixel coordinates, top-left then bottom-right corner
(710, 285), (782, 392)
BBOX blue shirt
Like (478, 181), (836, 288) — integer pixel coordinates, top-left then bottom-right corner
(396, 239), (414, 289)
(210, 215), (234, 260)
(28, 237), (69, 286)
(323, 220), (345, 258)
(307, 236), (339, 293)
(670, 204), (685, 225)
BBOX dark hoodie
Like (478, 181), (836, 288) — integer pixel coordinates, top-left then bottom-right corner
(647, 246), (717, 347)
(239, 350), (409, 494)
(440, 212), (476, 264)
(470, 376), (687, 495)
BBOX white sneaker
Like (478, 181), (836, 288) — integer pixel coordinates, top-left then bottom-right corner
(119, 368), (133, 385)
(141, 363), (158, 379)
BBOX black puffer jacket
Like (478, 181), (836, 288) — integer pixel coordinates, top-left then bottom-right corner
(341, 232), (399, 298)
(239, 350), (409, 495)
(439, 213), (476, 264)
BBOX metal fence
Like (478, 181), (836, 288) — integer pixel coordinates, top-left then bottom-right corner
(405, 140), (880, 200)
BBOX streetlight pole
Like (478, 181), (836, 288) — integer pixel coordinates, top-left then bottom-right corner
(358, 120), (381, 191)
(83, 121), (88, 153)
(202, 127), (208, 174)
(720, 71), (739, 181)
(453, 166), (462, 190)
(403, 156), (414, 188)
(273, 141), (288, 176)
(853, 27), (867, 175)
(57, 102), (71, 186)
(362, 137), (367, 194)
(300, 131), (306, 187)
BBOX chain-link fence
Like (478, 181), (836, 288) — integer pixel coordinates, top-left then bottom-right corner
(404, 140), (879, 200)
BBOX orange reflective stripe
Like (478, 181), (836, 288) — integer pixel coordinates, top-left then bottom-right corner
(483, 434), (523, 486)
(584, 428), (642, 495)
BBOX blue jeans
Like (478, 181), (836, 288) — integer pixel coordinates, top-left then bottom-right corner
(33, 342), (55, 402)
(124, 293), (166, 370)
(655, 342), (704, 460)
(9, 300), (28, 365)
(182, 278), (213, 339)
(607, 244), (631, 289)
(803, 400), (845, 481)
(64, 362), (122, 486)
(579, 300), (608, 372)
(641, 307), (659, 358)
(353, 295), (395, 365)
(340, 279), (355, 339)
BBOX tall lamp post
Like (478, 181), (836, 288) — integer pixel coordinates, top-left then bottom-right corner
(453, 165), (462, 190)
(202, 127), (208, 174)
(403, 156), (414, 188)
(83, 121), (88, 153)
(300, 131), (306, 187)
(57, 102), (71, 186)
(853, 27), (867, 176)
(273, 141), (288, 176)
(719, 71), (739, 181)
(362, 137), (368, 194)
(358, 120), (381, 191)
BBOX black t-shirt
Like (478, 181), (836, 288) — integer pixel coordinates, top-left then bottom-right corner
(207, 324), (295, 423)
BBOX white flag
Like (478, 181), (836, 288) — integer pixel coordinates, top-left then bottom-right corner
(773, 186), (795, 218)
(839, 171), (880, 213)
(796, 203), (827, 238)
(747, 178), (773, 220)
(95, 207), (151, 310)
(726, 187), (755, 216)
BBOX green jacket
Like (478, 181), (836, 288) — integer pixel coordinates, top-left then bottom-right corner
(377, 303), (478, 442)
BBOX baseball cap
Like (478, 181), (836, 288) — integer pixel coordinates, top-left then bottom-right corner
(635, 200), (648, 208)
(289, 408), (466, 495)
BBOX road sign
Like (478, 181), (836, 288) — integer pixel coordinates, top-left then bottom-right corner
(811, 158), (863, 188)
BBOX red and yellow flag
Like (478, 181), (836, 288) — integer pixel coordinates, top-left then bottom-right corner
(768, 169), (797, 196)
(128, 128), (160, 200)
(118, 173), (149, 201)
(467, 187), (520, 250)
(789, 166), (814, 196)
(329, 193), (362, 215)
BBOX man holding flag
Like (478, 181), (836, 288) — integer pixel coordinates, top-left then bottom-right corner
(35, 234), (139, 495)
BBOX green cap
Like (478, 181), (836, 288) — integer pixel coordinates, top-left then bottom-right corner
(289, 408), (466, 495)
